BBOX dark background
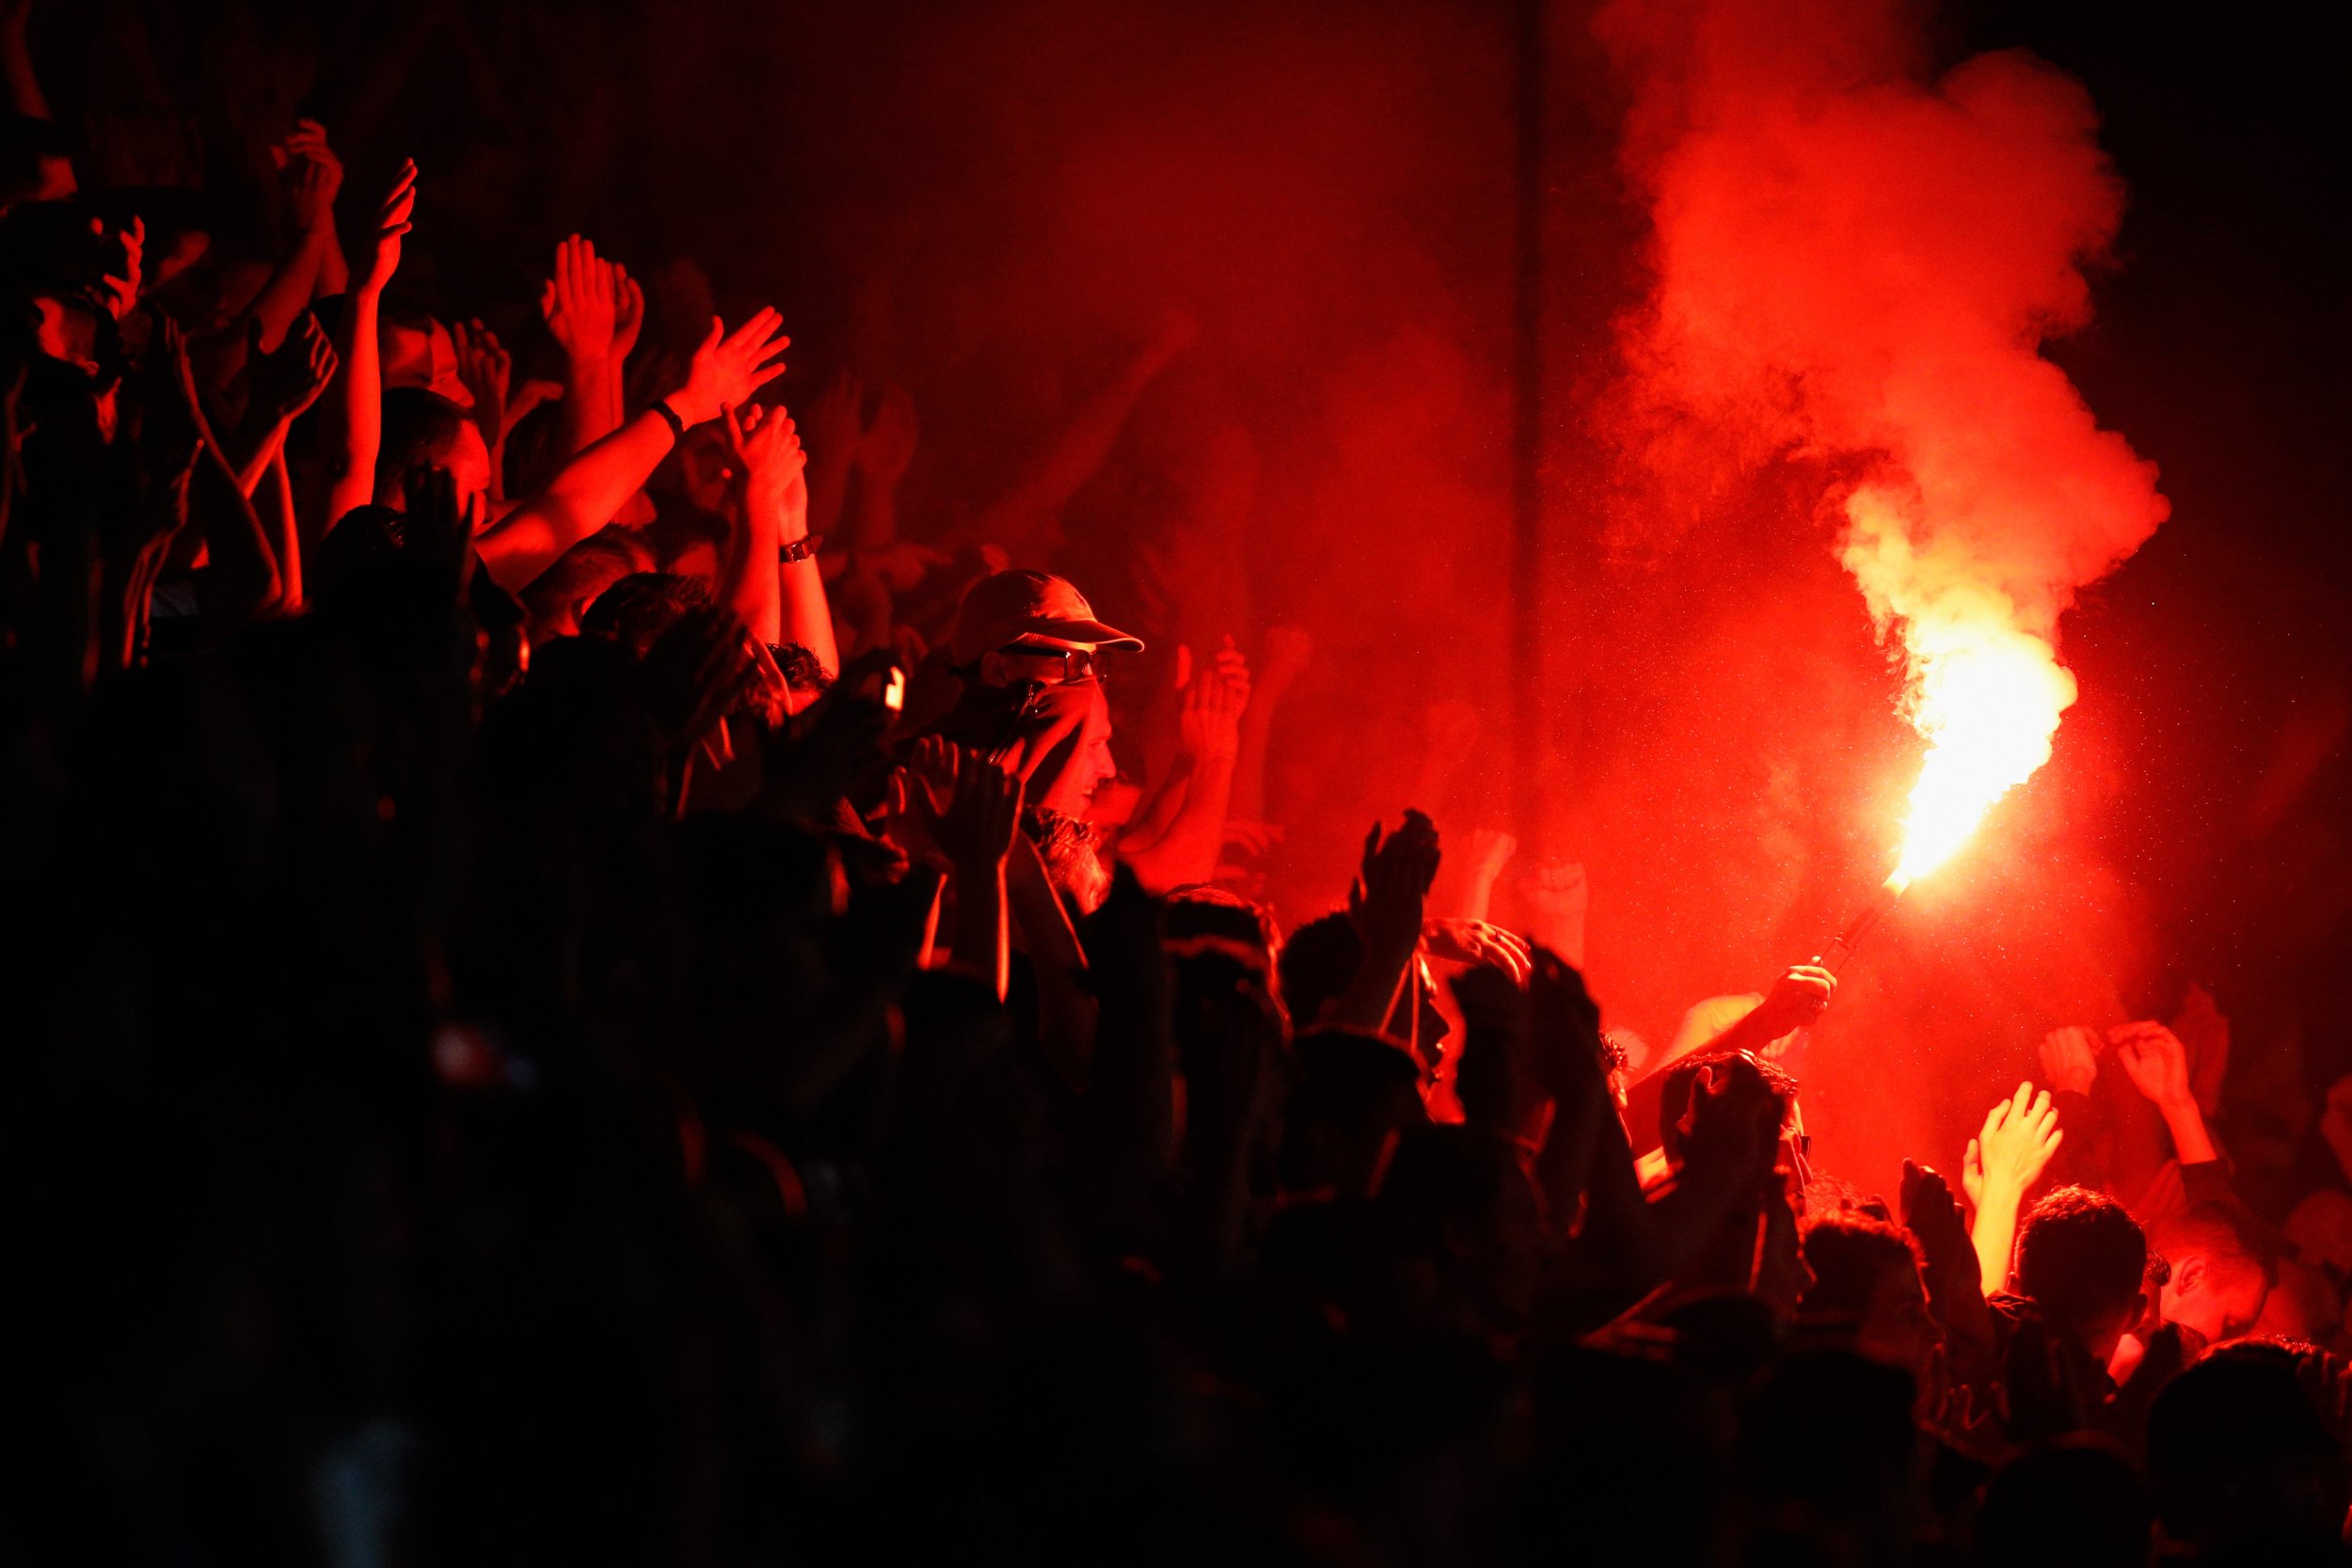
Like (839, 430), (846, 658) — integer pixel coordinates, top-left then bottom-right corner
(30, 0), (2348, 1188)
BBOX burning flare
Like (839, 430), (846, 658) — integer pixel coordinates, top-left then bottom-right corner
(1845, 485), (2088, 888)
(1600, 0), (2170, 891)
(1890, 625), (2074, 886)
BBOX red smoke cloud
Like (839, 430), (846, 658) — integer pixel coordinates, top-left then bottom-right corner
(1598, 0), (2171, 886)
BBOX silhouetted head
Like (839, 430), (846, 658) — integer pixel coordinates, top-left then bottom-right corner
(1657, 1046), (1797, 1169)
(579, 572), (714, 657)
(1978, 1437), (2151, 1568)
(1165, 885), (1281, 984)
(1277, 912), (1366, 1033)
(2016, 1185), (2148, 1359)
(1736, 1350), (1919, 1546)
(1279, 1026), (1426, 1198)
(2147, 1344), (2347, 1558)
(375, 388), (492, 517)
(1375, 1123), (1551, 1331)
(520, 528), (659, 642)
(1798, 1211), (1941, 1381)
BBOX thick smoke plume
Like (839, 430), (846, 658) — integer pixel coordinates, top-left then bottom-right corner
(1599, 0), (2170, 878)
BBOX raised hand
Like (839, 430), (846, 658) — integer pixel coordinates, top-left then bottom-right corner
(1902, 1158), (1992, 1342)
(1676, 1052), (1783, 1188)
(1347, 808), (1440, 963)
(540, 234), (617, 366)
(1258, 624), (1314, 697)
(246, 312), (339, 423)
(1752, 963), (1836, 1039)
(1177, 637), (1251, 760)
(2111, 1022), (2193, 1110)
(852, 384), (919, 484)
(91, 214), (143, 321)
(926, 746), (1024, 874)
(355, 160), (417, 299)
(1524, 945), (1607, 1106)
(890, 734), (961, 827)
(1964, 1082), (2062, 1208)
(2037, 1025), (2102, 1097)
(1518, 860), (1589, 956)
(450, 320), (511, 449)
(1470, 827), (1518, 880)
(276, 119), (343, 235)
(721, 402), (807, 508)
(1422, 917), (1533, 984)
(807, 372), (865, 473)
(2113, 1019), (2218, 1164)
(2166, 985), (2229, 1119)
(667, 309), (790, 428)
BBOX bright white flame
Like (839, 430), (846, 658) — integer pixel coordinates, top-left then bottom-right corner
(1841, 482), (2082, 885)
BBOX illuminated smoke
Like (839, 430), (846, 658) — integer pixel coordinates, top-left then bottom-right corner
(1599, 0), (2170, 881)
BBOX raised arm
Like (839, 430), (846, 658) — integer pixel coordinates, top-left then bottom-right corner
(474, 309), (788, 592)
(227, 314), (337, 613)
(540, 235), (621, 461)
(1119, 640), (1249, 892)
(239, 122), (345, 358)
(322, 160), (416, 535)
(166, 329), (283, 633)
(720, 401), (834, 673)
(846, 383), (916, 552)
(926, 748), (1024, 1002)
(609, 264), (644, 433)
(1330, 811), (1439, 1035)
(1703, 965), (1836, 1059)
(1230, 625), (1309, 823)
(1963, 1081), (2064, 1297)
(2113, 1021), (2219, 1166)
(230, 313), (338, 497)
(802, 372), (863, 545)
(449, 320), (511, 508)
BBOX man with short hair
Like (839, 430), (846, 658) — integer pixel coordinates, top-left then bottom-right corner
(1984, 1184), (2156, 1440)
(1798, 1212), (1943, 1390)
(2149, 1201), (2274, 1349)
(2012, 1185), (2150, 1367)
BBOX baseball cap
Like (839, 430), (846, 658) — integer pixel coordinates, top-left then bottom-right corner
(947, 569), (1144, 666)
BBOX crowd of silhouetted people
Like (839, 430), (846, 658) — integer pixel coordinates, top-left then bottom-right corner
(8, 5), (2352, 1564)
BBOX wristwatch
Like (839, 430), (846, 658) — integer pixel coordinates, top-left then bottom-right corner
(779, 534), (821, 564)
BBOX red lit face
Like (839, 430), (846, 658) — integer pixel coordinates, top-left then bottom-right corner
(2163, 1254), (2271, 1345)
(1036, 683), (1117, 817)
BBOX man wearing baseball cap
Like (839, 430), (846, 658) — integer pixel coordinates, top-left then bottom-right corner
(946, 568), (1145, 684)
(898, 570), (1142, 907)
(900, 567), (1141, 745)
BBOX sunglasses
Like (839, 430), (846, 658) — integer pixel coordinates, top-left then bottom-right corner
(998, 642), (1098, 683)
